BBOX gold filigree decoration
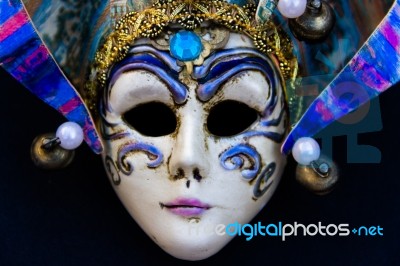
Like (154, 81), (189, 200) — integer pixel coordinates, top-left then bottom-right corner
(86, 0), (298, 112)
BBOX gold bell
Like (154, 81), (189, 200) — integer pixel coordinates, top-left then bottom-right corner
(31, 133), (75, 170)
(289, 0), (336, 42)
(295, 155), (339, 195)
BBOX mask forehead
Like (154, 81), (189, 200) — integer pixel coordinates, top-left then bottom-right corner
(193, 46), (281, 113)
(105, 32), (282, 111)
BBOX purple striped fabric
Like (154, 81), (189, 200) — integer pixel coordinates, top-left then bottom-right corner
(282, 0), (400, 154)
(0, 0), (103, 153)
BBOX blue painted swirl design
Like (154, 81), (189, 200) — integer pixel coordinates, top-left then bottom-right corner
(99, 45), (179, 176)
(194, 48), (286, 143)
(253, 163), (276, 198)
(103, 45), (187, 114)
(100, 107), (164, 176)
(240, 102), (287, 143)
(117, 141), (164, 176)
(220, 144), (261, 180)
(193, 48), (278, 113)
(206, 50), (284, 196)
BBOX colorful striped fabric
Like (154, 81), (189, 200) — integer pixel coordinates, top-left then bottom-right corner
(282, 0), (400, 154)
(0, 0), (103, 153)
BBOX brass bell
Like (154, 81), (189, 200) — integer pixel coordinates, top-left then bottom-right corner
(31, 133), (75, 170)
(289, 0), (336, 42)
(295, 155), (339, 195)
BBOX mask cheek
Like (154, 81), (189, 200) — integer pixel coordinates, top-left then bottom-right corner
(248, 105), (288, 201)
(215, 136), (285, 200)
(251, 138), (287, 200)
(101, 127), (172, 178)
(99, 130), (175, 226)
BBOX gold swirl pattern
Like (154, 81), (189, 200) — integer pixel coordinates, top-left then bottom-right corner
(86, 0), (298, 111)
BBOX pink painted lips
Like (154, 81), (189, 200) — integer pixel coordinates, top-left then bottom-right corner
(160, 198), (211, 217)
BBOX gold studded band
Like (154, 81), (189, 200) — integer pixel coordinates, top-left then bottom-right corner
(85, 0), (298, 111)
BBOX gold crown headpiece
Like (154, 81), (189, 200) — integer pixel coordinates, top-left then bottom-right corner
(85, 0), (298, 111)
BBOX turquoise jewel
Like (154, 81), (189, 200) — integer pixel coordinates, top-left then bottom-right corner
(170, 31), (203, 61)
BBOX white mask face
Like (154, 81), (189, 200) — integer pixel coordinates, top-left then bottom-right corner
(100, 32), (288, 261)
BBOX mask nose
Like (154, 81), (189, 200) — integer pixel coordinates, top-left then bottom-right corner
(168, 101), (209, 182)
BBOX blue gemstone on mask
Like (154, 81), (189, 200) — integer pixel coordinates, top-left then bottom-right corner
(170, 31), (203, 61)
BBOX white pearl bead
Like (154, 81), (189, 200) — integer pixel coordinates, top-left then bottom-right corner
(278, 0), (307, 18)
(56, 122), (84, 150)
(292, 137), (320, 165)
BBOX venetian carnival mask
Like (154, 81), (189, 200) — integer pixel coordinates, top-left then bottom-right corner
(100, 30), (288, 259)
(1, 0), (399, 261)
(93, 3), (295, 258)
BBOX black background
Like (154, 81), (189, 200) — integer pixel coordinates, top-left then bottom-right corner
(0, 66), (399, 265)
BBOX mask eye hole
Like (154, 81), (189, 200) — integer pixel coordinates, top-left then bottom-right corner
(207, 100), (259, 137)
(123, 102), (177, 137)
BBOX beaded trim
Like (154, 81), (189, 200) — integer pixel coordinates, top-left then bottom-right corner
(86, 0), (298, 111)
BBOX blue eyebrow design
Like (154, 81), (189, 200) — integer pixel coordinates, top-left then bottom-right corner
(193, 48), (273, 79)
(192, 48), (280, 114)
(105, 45), (187, 113)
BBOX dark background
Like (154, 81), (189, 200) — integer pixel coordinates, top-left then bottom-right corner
(0, 66), (399, 265)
